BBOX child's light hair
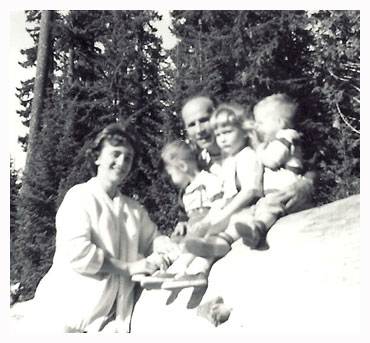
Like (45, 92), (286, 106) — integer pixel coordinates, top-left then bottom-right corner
(253, 93), (299, 125)
(210, 103), (253, 132)
(161, 140), (198, 168)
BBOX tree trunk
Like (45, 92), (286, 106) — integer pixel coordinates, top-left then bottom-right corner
(21, 10), (52, 185)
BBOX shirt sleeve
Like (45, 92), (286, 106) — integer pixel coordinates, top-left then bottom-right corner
(55, 186), (105, 275)
(258, 140), (291, 169)
(137, 206), (159, 257)
(235, 147), (264, 194)
(258, 129), (302, 169)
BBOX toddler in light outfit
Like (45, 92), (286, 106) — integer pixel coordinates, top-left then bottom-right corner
(137, 140), (224, 289)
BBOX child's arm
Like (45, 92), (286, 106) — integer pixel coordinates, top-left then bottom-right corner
(259, 129), (301, 169)
(191, 148), (264, 236)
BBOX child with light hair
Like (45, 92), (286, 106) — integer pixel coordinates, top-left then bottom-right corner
(136, 139), (225, 289)
(185, 94), (310, 257)
(182, 102), (264, 234)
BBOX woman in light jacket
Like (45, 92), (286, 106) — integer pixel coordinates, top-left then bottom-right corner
(31, 123), (163, 332)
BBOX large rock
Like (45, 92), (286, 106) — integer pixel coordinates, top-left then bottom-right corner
(130, 195), (361, 334)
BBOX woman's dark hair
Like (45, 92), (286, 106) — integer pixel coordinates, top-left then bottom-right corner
(85, 123), (136, 176)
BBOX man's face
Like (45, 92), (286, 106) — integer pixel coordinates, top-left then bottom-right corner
(182, 101), (216, 151)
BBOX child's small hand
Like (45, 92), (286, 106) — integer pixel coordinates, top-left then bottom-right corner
(171, 221), (187, 238)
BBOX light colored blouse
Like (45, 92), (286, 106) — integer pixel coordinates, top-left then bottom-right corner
(33, 177), (157, 332)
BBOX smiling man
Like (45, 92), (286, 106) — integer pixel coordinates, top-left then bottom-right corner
(181, 96), (223, 173)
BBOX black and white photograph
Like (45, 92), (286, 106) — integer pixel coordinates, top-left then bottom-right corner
(5, 2), (367, 340)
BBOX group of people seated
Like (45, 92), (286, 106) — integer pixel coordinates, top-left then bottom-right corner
(29, 93), (314, 332)
(136, 94), (314, 290)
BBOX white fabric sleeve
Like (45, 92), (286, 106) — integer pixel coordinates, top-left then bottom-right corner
(259, 140), (291, 169)
(275, 129), (301, 142)
(137, 206), (158, 257)
(55, 187), (105, 275)
(236, 148), (264, 194)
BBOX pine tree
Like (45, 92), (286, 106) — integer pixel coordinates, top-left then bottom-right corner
(10, 160), (22, 283)
(307, 10), (360, 203)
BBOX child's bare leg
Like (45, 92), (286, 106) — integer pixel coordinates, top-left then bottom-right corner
(184, 212), (250, 258)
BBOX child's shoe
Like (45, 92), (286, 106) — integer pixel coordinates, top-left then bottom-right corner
(184, 232), (234, 258)
(161, 272), (207, 290)
(235, 221), (268, 249)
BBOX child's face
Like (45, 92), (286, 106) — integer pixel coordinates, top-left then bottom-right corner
(254, 105), (286, 142)
(95, 141), (134, 186)
(165, 163), (189, 188)
(215, 125), (246, 156)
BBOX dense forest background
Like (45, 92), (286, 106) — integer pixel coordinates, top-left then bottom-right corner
(10, 10), (360, 299)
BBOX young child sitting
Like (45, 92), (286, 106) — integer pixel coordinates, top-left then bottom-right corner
(136, 140), (225, 289)
(185, 94), (309, 258)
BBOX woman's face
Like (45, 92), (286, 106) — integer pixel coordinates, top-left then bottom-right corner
(95, 140), (134, 186)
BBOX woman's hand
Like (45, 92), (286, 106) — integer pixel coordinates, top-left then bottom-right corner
(126, 258), (158, 276)
(146, 252), (172, 271)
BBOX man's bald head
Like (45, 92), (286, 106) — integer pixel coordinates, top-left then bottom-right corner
(181, 96), (215, 120)
(181, 96), (219, 153)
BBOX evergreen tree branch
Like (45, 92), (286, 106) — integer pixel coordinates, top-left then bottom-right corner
(335, 102), (360, 135)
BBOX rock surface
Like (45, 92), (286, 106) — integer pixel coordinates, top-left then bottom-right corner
(130, 194), (361, 334)
(10, 195), (361, 334)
